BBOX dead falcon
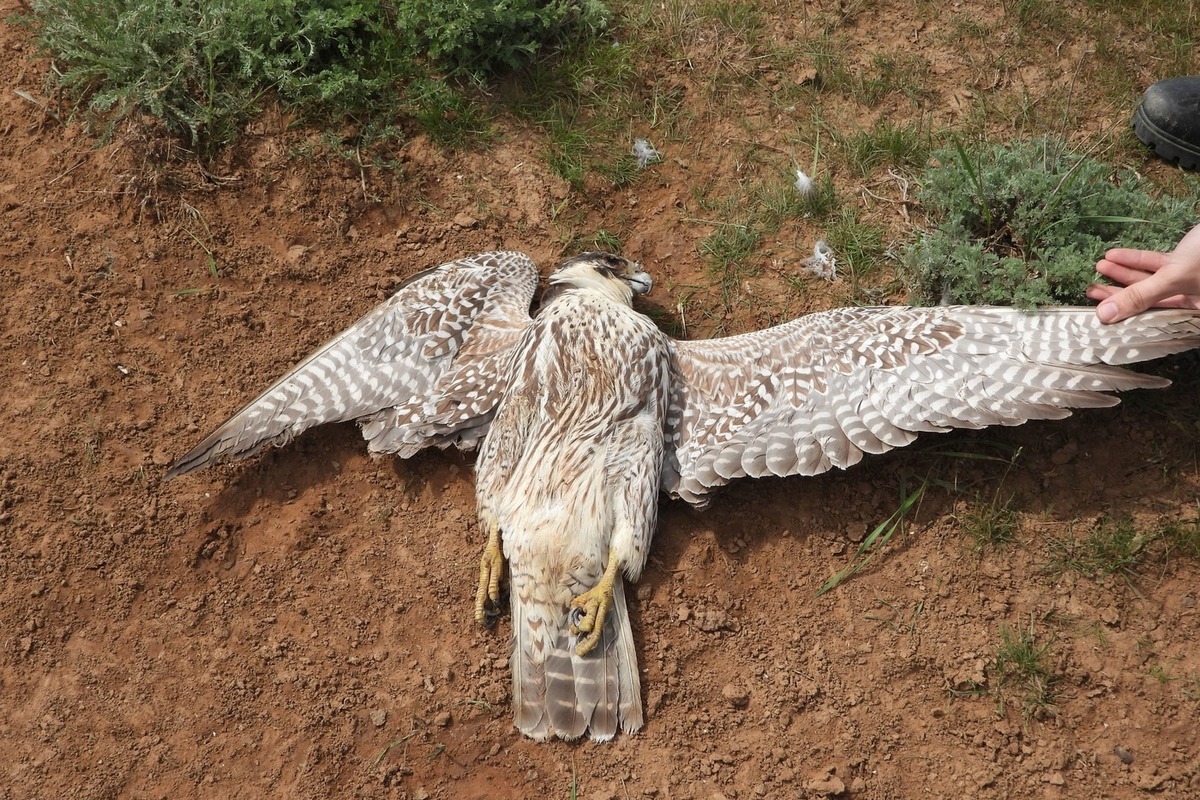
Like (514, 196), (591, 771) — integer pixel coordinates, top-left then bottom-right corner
(166, 251), (1200, 741)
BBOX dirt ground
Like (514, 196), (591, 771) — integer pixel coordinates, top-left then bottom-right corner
(2, 2), (1199, 798)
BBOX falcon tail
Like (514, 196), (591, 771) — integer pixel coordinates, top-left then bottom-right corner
(510, 572), (643, 742)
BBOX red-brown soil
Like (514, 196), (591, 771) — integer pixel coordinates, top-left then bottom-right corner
(2, 2), (1198, 798)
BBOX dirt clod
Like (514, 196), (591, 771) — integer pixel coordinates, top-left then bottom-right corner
(720, 683), (749, 709)
(806, 773), (846, 796)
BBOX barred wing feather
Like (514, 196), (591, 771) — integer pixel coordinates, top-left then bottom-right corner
(166, 251), (539, 478)
(663, 307), (1200, 506)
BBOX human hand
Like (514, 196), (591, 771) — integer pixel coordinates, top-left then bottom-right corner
(1089, 224), (1200, 323)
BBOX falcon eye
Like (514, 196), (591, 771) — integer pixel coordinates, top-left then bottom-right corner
(587, 252), (626, 278)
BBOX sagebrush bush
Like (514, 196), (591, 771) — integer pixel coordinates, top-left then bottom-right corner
(397, 0), (611, 76)
(904, 138), (1196, 307)
(27, 0), (610, 155)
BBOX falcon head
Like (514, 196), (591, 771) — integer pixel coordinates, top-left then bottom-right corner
(548, 252), (653, 305)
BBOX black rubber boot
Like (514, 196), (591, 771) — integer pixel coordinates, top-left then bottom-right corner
(1133, 77), (1200, 172)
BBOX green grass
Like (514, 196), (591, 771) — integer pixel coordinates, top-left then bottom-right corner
(961, 493), (1020, 550)
(700, 221), (762, 302)
(818, 481), (928, 596)
(866, 600), (926, 653)
(501, 34), (653, 191)
(562, 228), (625, 256)
(1160, 519), (1200, 560)
(794, 173), (839, 219)
(1002, 0), (1068, 38)
(1046, 517), (1155, 580)
(693, 160), (831, 306)
(1094, 0), (1199, 47)
(26, 0), (611, 157)
(701, 0), (766, 44)
(401, 79), (494, 148)
(824, 207), (889, 300)
(838, 120), (933, 177)
(989, 620), (1059, 719)
(1045, 515), (1200, 582)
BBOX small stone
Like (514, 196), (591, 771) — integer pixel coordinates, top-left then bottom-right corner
(850, 777), (866, 792)
(452, 213), (478, 229)
(1134, 770), (1164, 791)
(1042, 772), (1065, 786)
(721, 683), (749, 709)
(369, 708), (387, 728)
(1113, 746), (1134, 765)
(1050, 441), (1078, 466)
(434, 711), (452, 727)
(696, 608), (730, 632)
(805, 775), (846, 795)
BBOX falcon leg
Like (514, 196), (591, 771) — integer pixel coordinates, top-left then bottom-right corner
(569, 557), (622, 657)
(474, 522), (505, 626)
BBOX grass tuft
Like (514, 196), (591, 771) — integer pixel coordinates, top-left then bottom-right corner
(962, 494), (1020, 550)
(989, 620), (1059, 719)
(1048, 514), (1200, 580)
(818, 481), (927, 596)
(1046, 516), (1155, 580)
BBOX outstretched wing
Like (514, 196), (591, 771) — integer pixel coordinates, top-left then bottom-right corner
(663, 306), (1200, 505)
(167, 251), (540, 479)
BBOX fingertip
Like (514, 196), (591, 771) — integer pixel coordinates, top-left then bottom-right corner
(1097, 300), (1120, 324)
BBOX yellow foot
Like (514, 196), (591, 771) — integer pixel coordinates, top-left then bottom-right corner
(474, 525), (505, 626)
(569, 560), (621, 657)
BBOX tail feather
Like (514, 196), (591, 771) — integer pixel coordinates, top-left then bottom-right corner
(511, 574), (643, 741)
(512, 602), (551, 741)
(570, 620), (619, 739)
(545, 632), (586, 739)
(613, 579), (644, 734)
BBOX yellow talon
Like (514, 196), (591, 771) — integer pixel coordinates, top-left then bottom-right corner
(474, 523), (505, 626)
(569, 558), (621, 657)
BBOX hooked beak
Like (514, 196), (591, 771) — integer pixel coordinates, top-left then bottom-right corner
(628, 269), (653, 295)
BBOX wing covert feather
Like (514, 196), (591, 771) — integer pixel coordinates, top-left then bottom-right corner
(663, 306), (1200, 505)
(167, 251), (539, 478)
